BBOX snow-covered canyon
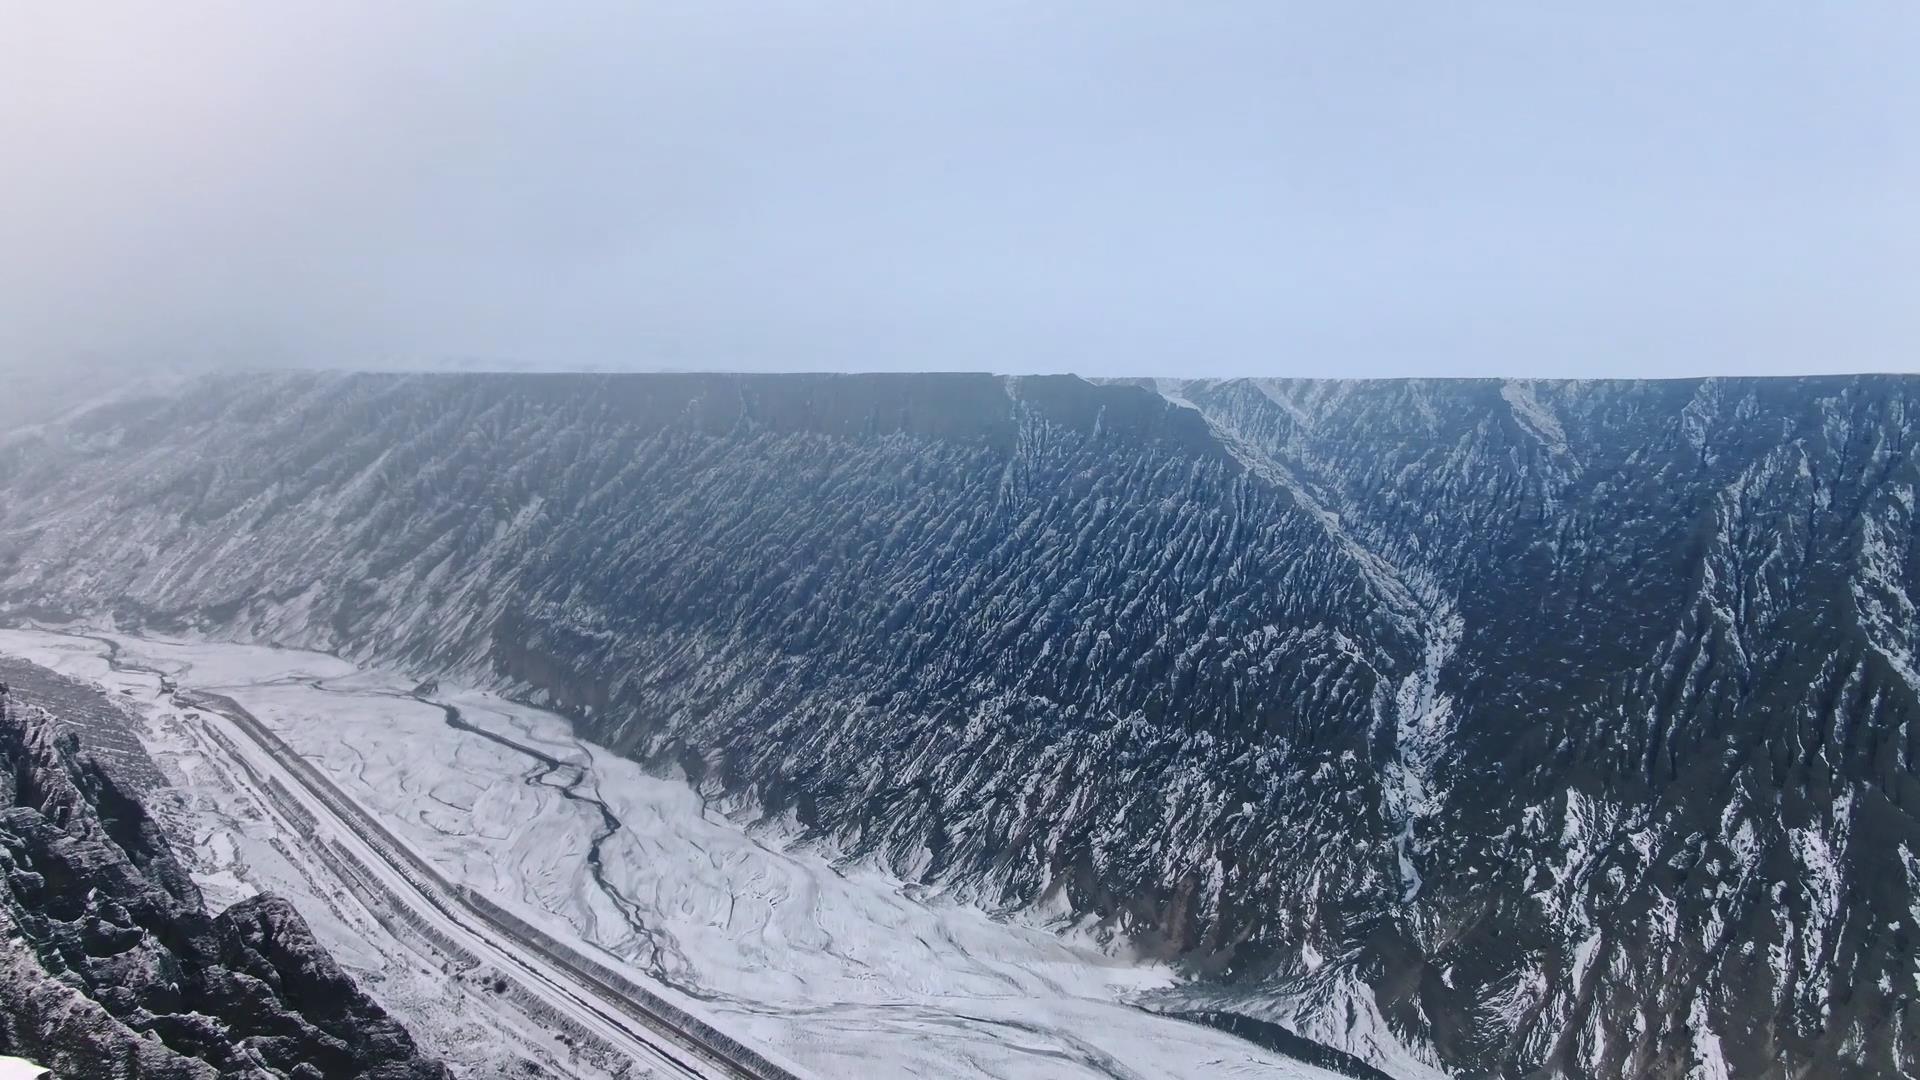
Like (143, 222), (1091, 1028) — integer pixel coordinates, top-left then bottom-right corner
(4, 370), (1916, 1078)
(0, 626), (1347, 1080)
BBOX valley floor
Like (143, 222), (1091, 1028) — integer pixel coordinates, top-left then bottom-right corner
(0, 626), (1344, 1080)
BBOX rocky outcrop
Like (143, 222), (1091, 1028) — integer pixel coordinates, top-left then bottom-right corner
(0, 668), (449, 1079)
(1, 371), (1917, 1078)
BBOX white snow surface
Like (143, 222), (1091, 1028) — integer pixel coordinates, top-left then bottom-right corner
(0, 627), (1344, 1080)
(1686, 993), (1730, 1080)
(1, 631), (630, 1078)
(0, 1058), (48, 1080)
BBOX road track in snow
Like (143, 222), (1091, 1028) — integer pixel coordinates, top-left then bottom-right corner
(81, 634), (802, 1080)
(196, 689), (797, 1080)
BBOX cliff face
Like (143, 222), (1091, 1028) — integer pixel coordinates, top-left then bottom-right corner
(0, 371), (1916, 1078)
(0, 661), (450, 1080)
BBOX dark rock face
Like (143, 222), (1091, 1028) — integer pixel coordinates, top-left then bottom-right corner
(0, 371), (1917, 1078)
(0, 666), (449, 1080)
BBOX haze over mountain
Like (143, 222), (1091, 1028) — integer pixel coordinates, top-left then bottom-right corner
(3, 4), (1916, 1076)
(4, 4), (1916, 377)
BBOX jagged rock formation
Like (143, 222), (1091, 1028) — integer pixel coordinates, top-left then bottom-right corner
(0, 660), (450, 1079)
(0, 370), (1916, 1078)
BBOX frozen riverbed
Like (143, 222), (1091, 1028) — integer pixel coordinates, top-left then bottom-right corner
(0, 627), (1340, 1080)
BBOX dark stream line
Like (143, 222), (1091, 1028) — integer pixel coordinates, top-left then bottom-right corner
(300, 675), (690, 985)
(60, 630), (1227, 1080)
(410, 684), (681, 976)
(86, 632), (687, 985)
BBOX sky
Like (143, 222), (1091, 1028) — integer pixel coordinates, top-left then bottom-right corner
(0, 2), (1915, 378)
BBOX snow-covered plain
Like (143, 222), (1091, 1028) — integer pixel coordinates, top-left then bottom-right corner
(0, 629), (644, 1079)
(0, 627), (1342, 1080)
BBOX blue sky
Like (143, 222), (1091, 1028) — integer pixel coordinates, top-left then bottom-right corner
(1, 3), (1914, 377)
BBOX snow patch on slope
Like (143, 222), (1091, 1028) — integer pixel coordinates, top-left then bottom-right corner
(1500, 380), (1570, 457)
